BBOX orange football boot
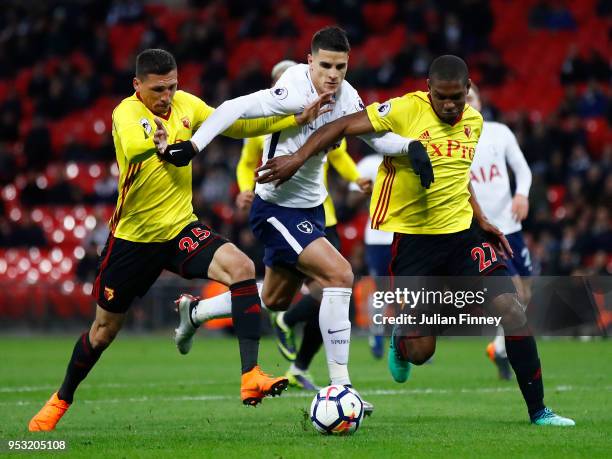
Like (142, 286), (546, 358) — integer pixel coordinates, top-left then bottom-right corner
(240, 366), (288, 406)
(486, 341), (513, 380)
(486, 342), (496, 362)
(28, 392), (71, 432)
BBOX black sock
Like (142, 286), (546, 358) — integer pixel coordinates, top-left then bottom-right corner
(505, 331), (545, 418)
(58, 332), (102, 403)
(284, 294), (319, 327)
(294, 315), (323, 371)
(230, 279), (261, 374)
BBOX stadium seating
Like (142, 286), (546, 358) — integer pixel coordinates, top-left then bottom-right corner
(0, 1), (608, 323)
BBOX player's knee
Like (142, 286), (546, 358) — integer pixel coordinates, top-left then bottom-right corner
(514, 280), (531, 306)
(90, 311), (124, 350)
(410, 350), (434, 366)
(519, 285), (532, 306)
(411, 343), (435, 365)
(261, 292), (291, 312)
(402, 338), (435, 365)
(493, 293), (527, 331)
(319, 260), (354, 288)
(227, 255), (256, 284)
(89, 324), (119, 350)
(263, 300), (288, 312)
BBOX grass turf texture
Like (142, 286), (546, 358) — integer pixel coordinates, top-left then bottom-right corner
(0, 336), (610, 458)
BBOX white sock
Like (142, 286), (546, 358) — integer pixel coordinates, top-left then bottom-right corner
(494, 326), (507, 358)
(289, 362), (305, 375)
(319, 287), (352, 386)
(193, 282), (265, 324)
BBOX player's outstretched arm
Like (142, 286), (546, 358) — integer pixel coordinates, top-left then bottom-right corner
(256, 109), (434, 189)
(469, 182), (513, 258)
(190, 88), (333, 152)
(221, 92), (334, 140)
(361, 135), (433, 189)
(256, 110), (374, 186)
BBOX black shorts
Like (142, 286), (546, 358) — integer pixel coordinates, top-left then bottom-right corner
(390, 223), (516, 336)
(93, 221), (228, 313)
(390, 222), (508, 277)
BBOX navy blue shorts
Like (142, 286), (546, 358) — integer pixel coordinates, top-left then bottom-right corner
(505, 231), (532, 277)
(249, 196), (326, 268)
(365, 244), (392, 277)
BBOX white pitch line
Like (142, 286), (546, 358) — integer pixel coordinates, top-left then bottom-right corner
(2, 385), (610, 407)
(0, 380), (222, 393)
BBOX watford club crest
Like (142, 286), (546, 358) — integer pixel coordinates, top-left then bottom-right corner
(104, 286), (115, 301)
(464, 125), (472, 139)
(182, 117), (191, 129)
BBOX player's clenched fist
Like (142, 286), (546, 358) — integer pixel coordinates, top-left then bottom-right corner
(255, 154), (304, 187)
(355, 177), (373, 194)
(407, 141), (434, 189)
(235, 190), (255, 211)
(153, 117), (198, 167)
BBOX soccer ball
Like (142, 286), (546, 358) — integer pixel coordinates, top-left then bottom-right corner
(310, 385), (364, 435)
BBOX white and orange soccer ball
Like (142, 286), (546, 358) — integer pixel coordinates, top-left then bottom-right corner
(310, 385), (364, 435)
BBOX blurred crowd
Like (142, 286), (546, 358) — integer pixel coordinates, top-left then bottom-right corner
(0, 0), (610, 282)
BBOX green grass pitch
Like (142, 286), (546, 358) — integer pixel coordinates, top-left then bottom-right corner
(1, 335), (610, 458)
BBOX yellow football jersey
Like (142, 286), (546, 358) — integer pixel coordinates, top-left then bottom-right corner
(236, 136), (265, 193)
(235, 137), (358, 227)
(323, 139), (359, 227)
(366, 91), (483, 234)
(110, 90), (296, 242)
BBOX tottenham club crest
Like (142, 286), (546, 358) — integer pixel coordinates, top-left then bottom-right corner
(297, 220), (314, 234)
(271, 87), (288, 100)
(377, 101), (391, 117)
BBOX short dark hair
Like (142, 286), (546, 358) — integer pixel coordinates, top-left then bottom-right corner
(311, 26), (350, 54)
(428, 55), (469, 85)
(135, 49), (177, 80)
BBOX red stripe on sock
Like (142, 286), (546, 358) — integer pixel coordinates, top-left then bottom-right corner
(231, 287), (258, 296)
(533, 367), (542, 380)
(231, 291), (259, 297)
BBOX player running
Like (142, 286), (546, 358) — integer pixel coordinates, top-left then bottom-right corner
(238, 130), (370, 390)
(195, 59), (372, 391)
(467, 84), (533, 380)
(27, 49), (323, 432)
(158, 27), (429, 416)
(262, 54), (574, 427)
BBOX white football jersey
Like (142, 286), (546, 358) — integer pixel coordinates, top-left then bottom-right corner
(470, 121), (532, 234)
(348, 154), (394, 245)
(190, 63), (414, 208)
(255, 64), (364, 207)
